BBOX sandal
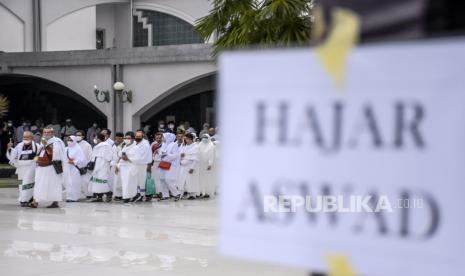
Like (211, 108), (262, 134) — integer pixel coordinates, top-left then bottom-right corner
(46, 202), (59, 208)
(28, 202), (38, 208)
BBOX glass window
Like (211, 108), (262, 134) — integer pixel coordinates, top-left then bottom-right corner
(96, 29), (105, 49)
(133, 10), (203, 47)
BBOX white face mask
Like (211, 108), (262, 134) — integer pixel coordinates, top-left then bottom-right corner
(160, 124), (165, 128)
(93, 138), (98, 144)
(23, 140), (32, 145)
(168, 124), (174, 129)
(76, 136), (83, 142)
(124, 139), (132, 145)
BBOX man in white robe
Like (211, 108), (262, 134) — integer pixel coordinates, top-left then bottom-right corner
(100, 128), (115, 201)
(135, 130), (153, 201)
(64, 136), (88, 202)
(177, 133), (200, 199)
(150, 132), (164, 198)
(158, 132), (181, 201)
(116, 131), (146, 203)
(32, 126), (66, 208)
(111, 132), (125, 201)
(101, 128), (114, 146)
(88, 133), (113, 202)
(198, 134), (216, 198)
(75, 130), (93, 199)
(7, 131), (41, 207)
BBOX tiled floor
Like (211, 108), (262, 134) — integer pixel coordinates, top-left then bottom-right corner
(0, 188), (306, 276)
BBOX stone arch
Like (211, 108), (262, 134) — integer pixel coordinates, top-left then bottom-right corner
(133, 72), (216, 128)
(0, 73), (107, 128)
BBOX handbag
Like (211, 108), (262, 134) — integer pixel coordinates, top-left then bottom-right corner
(158, 160), (172, 170)
(75, 165), (87, 175)
(44, 147), (63, 174)
(52, 160), (63, 174)
(87, 157), (97, 171)
(145, 172), (155, 196)
(67, 149), (87, 175)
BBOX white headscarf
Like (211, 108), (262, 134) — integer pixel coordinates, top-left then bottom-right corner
(66, 135), (87, 165)
(199, 134), (214, 155)
(162, 133), (176, 151)
(163, 133), (176, 144)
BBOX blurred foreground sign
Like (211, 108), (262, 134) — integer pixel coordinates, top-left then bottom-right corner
(218, 39), (465, 275)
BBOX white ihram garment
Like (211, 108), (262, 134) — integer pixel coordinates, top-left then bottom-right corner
(177, 143), (200, 196)
(111, 143), (123, 197)
(158, 133), (180, 198)
(198, 137), (216, 196)
(118, 142), (145, 199)
(135, 139), (152, 196)
(77, 139), (93, 196)
(34, 137), (66, 203)
(89, 141), (113, 194)
(7, 142), (41, 202)
(151, 142), (162, 194)
(65, 136), (88, 201)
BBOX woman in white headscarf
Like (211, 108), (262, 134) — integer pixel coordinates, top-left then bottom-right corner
(158, 132), (181, 201)
(198, 134), (216, 198)
(177, 133), (200, 199)
(65, 135), (88, 202)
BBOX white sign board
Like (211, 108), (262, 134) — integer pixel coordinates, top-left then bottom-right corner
(218, 39), (465, 275)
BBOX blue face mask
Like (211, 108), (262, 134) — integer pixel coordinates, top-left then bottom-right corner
(202, 138), (209, 144)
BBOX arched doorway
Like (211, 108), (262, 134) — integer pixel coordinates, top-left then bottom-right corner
(135, 72), (216, 134)
(0, 73), (107, 161)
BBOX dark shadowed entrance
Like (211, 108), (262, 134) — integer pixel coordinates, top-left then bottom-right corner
(136, 73), (216, 133)
(0, 74), (107, 162)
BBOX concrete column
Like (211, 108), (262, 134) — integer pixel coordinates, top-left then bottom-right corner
(112, 64), (124, 133)
(32, 0), (42, 52)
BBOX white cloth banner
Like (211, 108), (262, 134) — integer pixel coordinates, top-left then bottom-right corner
(218, 38), (465, 275)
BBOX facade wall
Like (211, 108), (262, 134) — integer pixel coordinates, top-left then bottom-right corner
(114, 2), (131, 48)
(0, 0), (211, 52)
(0, 0), (32, 52)
(5, 61), (215, 131)
(0, 0), (216, 131)
(45, 6), (96, 51)
(96, 4), (116, 48)
(0, 4), (25, 52)
(122, 62), (216, 129)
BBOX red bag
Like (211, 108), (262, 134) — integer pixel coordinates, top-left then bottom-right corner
(159, 161), (172, 170)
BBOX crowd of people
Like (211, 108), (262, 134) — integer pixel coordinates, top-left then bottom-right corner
(5, 119), (219, 208)
(0, 118), (101, 161)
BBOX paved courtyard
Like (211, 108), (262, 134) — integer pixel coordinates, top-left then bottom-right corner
(0, 188), (305, 276)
